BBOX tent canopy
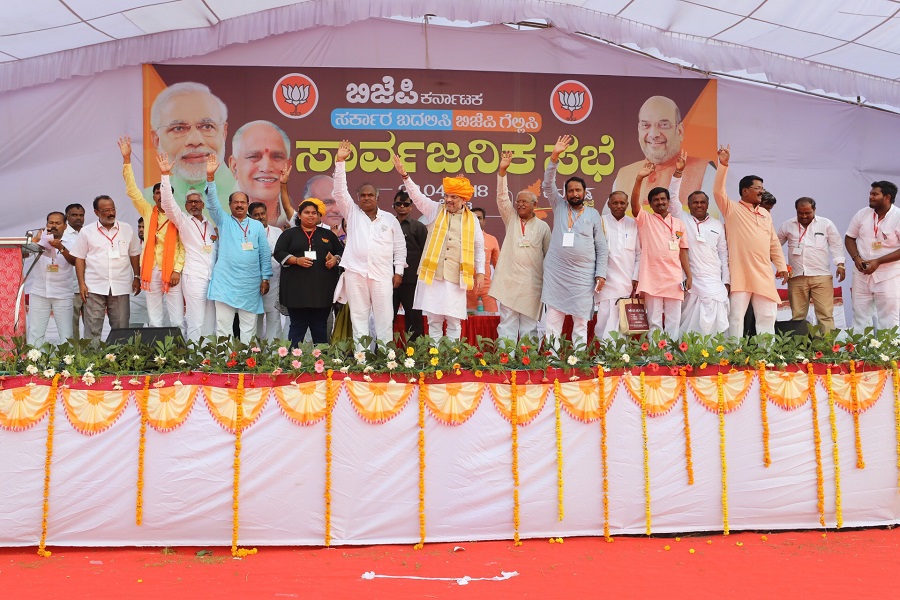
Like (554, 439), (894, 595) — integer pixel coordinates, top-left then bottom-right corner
(2, 1), (898, 110)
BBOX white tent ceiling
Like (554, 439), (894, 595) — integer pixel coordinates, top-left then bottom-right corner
(1, 0), (899, 110)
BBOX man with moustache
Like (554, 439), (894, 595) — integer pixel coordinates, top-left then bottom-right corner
(492, 150), (552, 341)
(120, 136), (186, 332)
(845, 181), (900, 331)
(145, 81), (235, 212)
(391, 189), (428, 341)
(230, 120), (292, 228)
(248, 202), (284, 341)
(27, 212), (76, 345)
(777, 198), (845, 334)
(334, 140), (405, 345)
(542, 135), (608, 347)
(69, 196), (143, 343)
(157, 154), (218, 342)
(203, 154), (272, 342)
(613, 95), (715, 210)
(713, 145), (789, 337)
(62, 203), (85, 336)
(594, 191), (640, 340)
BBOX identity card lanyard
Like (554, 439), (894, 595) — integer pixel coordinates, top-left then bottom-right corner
(655, 213), (678, 250)
(693, 215), (709, 243)
(874, 212), (886, 250)
(563, 206), (584, 247)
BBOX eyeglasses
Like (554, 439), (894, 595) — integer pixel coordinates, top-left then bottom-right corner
(394, 201), (411, 207)
(185, 198), (204, 204)
(156, 120), (223, 139)
(749, 186), (765, 192)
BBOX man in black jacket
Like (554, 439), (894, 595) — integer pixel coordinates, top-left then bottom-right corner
(392, 190), (427, 341)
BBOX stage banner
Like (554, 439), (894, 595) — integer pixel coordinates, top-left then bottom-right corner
(142, 65), (716, 233)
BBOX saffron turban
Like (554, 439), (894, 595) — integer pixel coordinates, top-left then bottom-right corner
(299, 197), (327, 216)
(442, 176), (474, 200)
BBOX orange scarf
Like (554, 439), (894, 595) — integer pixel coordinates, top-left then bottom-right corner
(140, 206), (178, 293)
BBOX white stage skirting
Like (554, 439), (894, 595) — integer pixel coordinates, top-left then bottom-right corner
(1, 373), (898, 547)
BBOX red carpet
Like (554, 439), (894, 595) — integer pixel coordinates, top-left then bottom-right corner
(3, 529), (897, 599)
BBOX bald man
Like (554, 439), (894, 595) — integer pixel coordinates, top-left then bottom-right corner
(613, 95), (716, 213)
(229, 120), (292, 228)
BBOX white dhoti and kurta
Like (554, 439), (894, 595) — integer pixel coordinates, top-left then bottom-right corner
(594, 214), (640, 339)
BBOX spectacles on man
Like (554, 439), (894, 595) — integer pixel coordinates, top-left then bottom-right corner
(749, 185), (766, 192)
(394, 201), (411, 207)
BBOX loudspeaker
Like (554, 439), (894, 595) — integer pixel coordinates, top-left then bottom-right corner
(774, 319), (809, 337)
(106, 327), (183, 345)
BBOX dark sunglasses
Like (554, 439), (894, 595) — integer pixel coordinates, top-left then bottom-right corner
(394, 201), (412, 207)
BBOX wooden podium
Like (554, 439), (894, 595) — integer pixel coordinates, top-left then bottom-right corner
(0, 237), (42, 351)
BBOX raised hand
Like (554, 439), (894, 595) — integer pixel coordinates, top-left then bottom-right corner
(156, 152), (173, 176)
(717, 145), (730, 167)
(335, 140), (352, 163)
(206, 153), (219, 177)
(553, 135), (572, 156)
(636, 160), (655, 180)
(498, 150), (512, 176)
(392, 154), (408, 178)
(279, 162), (292, 184)
(118, 136), (132, 162)
(675, 149), (687, 173)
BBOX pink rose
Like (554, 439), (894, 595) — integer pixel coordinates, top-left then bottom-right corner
(312, 348), (322, 358)
(278, 347), (289, 357)
(291, 360), (302, 369)
(314, 359), (325, 373)
(292, 348), (302, 357)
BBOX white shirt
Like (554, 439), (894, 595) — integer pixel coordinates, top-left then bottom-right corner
(333, 162), (406, 281)
(159, 175), (216, 279)
(598, 214), (640, 301)
(30, 234), (75, 299)
(668, 185), (730, 301)
(61, 227), (81, 294)
(846, 205), (900, 284)
(263, 225), (281, 286)
(69, 221), (142, 296)
(777, 216), (844, 277)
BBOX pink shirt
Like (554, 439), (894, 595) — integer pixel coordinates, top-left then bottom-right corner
(635, 209), (688, 300)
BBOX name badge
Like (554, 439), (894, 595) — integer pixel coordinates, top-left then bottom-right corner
(108, 244), (121, 259)
(873, 241), (883, 251)
(562, 232), (575, 247)
(519, 238), (531, 248)
(241, 242), (254, 251)
(47, 264), (59, 273)
(696, 235), (706, 244)
(669, 240), (678, 251)
(305, 251), (318, 260)
(202, 244), (213, 254)
(792, 247), (802, 255)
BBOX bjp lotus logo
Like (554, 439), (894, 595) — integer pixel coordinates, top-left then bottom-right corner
(273, 73), (318, 119)
(550, 80), (592, 124)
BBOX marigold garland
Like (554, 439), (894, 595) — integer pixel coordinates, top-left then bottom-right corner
(553, 377), (564, 522)
(324, 369), (337, 547)
(511, 370), (521, 546)
(808, 363), (825, 527)
(849, 361), (865, 469)
(231, 373), (257, 558)
(136, 375), (150, 526)
(679, 369), (694, 485)
(414, 372), (427, 549)
(599, 368), (611, 542)
(639, 372), (651, 536)
(717, 372), (729, 536)
(893, 361), (900, 491)
(37, 374), (60, 558)
(826, 367), (843, 528)
(758, 363), (771, 468)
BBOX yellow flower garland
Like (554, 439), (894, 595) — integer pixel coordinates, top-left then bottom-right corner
(717, 372), (729, 536)
(37, 373), (60, 558)
(553, 378), (564, 522)
(136, 375), (150, 526)
(826, 367), (843, 528)
(599, 367), (611, 542)
(849, 361), (865, 469)
(680, 369), (694, 485)
(893, 361), (900, 490)
(639, 372), (651, 536)
(324, 369), (336, 547)
(511, 370), (521, 546)
(808, 363), (825, 527)
(231, 373), (257, 558)
(758, 363), (771, 468)
(414, 372), (427, 550)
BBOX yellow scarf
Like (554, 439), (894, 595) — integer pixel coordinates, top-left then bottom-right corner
(419, 207), (476, 290)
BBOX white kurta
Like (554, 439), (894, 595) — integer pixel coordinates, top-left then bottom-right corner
(597, 214), (640, 302)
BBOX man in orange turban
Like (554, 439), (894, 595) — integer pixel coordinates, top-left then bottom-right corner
(392, 157), (485, 341)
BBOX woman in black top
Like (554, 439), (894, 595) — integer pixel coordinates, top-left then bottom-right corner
(274, 200), (343, 345)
